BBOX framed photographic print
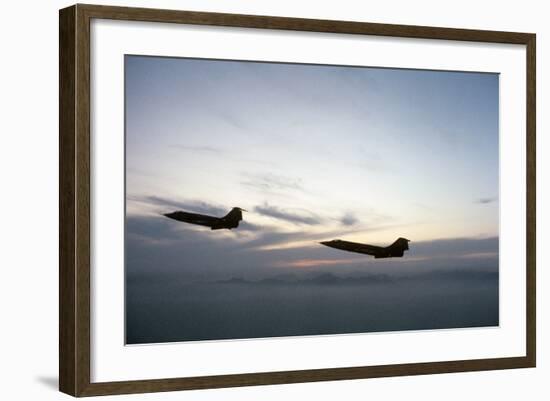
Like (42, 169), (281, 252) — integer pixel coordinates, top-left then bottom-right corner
(59, 4), (536, 397)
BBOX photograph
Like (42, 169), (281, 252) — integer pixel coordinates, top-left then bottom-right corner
(124, 55), (500, 345)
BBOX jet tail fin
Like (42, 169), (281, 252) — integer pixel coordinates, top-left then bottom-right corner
(389, 237), (410, 252)
(223, 207), (244, 225)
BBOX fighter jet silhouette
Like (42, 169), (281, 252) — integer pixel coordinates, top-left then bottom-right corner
(163, 207), (246, 230)
(320, 237), (410, 258)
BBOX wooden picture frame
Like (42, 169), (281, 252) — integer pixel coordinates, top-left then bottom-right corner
(59, 3), (536, 397)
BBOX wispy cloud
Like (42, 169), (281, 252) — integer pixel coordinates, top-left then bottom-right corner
(272, 258), (367, 268)
(140, 195), (227, 216)
(241, 173), (304, 192)
(475, 197), (497, 204)
(171, 144), (276, 167)
(241, 225), (387, 251)
(410, 236), (498, 258)
(254, 203), (321, 226)
(339, 212), (359, 226)
(125, 213), (499, 282)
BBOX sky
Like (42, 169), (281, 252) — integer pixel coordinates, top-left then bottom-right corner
(124, 55), (499, 283)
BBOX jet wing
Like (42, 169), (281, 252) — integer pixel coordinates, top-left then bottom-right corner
(338, 241), (382, 256)
(321, 240), (383, 256)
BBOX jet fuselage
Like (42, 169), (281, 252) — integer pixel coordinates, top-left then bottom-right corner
(320, 238), (410, 258)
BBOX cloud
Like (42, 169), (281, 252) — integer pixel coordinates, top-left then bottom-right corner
(272, 258), (367, 268)
(217, 272), (393, 285)
(126, 213), (182, 242)
(138, 196), (227, 216)
(237, 226), (365, 251)
(125, 213), (499, 284)
(475, 197), (497, 204)
(409, 236), (498, 259)
(241, 173), (304, 192)
(340, 212), (359, 226)
(254, 203), (322, 225)
(215, 269), (497, 287)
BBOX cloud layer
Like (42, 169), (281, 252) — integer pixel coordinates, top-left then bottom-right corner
(126, 213), (498, 283)
(254, 203), (322, 225)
